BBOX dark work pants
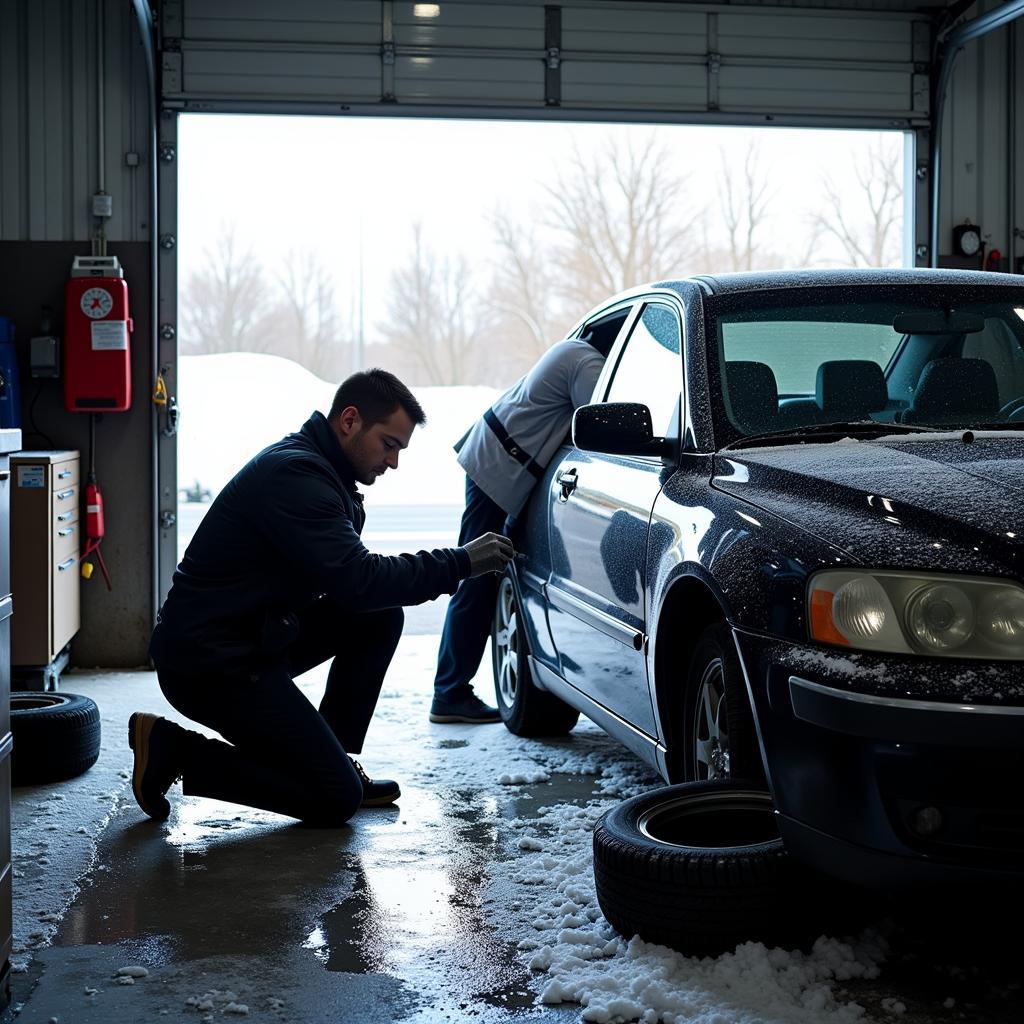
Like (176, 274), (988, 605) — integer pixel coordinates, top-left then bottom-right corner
(433, 475), (508, 701)
(158, 601), (404, 826)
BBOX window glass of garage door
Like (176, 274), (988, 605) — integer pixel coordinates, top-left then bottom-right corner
(605, 303), (682, 436)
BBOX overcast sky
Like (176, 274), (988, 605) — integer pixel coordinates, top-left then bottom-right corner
(178, 115), (908, 340)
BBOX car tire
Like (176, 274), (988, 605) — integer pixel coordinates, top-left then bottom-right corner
(492, 571), (579, 737)
(682, 623), (764, 784)
(11, 692), (101, 785)
(592, 780), (808, 956)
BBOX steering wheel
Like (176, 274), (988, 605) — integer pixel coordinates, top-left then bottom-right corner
(997, 398), (1024, 422)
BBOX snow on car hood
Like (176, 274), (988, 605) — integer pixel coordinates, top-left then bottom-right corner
(712, 431), (1024, 574)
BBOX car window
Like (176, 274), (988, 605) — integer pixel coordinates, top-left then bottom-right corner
(712, 289), (1024, 437)
(722, 320), (898, 395)
(961, 318), (1024, 407)
(605, 302), (682, 436)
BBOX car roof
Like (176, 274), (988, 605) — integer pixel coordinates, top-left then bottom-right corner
(650, 267), (1023, 298)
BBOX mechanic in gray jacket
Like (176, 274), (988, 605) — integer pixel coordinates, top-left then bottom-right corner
(132, 369), (513, 826)
(429, 332), (609, 724)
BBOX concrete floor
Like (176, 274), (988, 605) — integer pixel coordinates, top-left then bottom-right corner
(6, 636), (642, 1024)
(5, 635), (1024, 1024)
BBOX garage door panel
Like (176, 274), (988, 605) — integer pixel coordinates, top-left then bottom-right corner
(719, 13), (912, 62)
(184, 0), (381, 46)
(183, 49), (381, 101)
(394, 3), (541, 51)
(562, 5), (707, 57)
(720, 66), (912, 115)
(563, 62), (707, 111)
(167, 0), (929, 127)
(396, 55), (543, 104)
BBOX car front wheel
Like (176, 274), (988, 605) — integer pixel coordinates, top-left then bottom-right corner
(683, 623), (764, 783)
(491, 572), (579, 737)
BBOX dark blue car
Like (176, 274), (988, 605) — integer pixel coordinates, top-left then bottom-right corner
(492, 268), (1024, 887)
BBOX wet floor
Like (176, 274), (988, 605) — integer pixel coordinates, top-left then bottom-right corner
(6, 637), (1024, 1023)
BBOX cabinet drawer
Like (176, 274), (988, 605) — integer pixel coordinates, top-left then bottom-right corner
(54, 520), (79, 561)
(54, 504), (79, 527)
(53, 553), (80, 654)
(51, 460), (79, 491)
(52, 485), (77, 511)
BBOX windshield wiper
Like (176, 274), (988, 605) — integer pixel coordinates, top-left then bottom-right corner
(724, 420), (945, 451)
(957, 422), (1024, 433)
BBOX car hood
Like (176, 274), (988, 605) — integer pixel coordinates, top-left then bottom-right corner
(712, 432), (1024, 574)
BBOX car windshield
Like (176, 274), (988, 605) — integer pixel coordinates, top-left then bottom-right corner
(709, 284), (1024, 442)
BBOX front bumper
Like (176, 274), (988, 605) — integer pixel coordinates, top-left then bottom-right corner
(734, 628), (1024, 886)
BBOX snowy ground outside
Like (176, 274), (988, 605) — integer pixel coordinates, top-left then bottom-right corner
(177, 352), (500, 510)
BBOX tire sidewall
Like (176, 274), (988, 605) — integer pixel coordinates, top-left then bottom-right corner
(598, 778), (782, 861)
(682, 623), (763, 783)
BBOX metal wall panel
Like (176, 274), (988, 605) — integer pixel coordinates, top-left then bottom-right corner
(0, 0), (150, 243)
(939, 3), (1022, 268)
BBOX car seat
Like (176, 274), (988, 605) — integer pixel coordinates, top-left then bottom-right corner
(900, 357), (1000, 425)
(724, 360), (779, 435)
(815, 360), (888, 421)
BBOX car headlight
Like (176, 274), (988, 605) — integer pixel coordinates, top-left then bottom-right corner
(808, 570), (1024, 659)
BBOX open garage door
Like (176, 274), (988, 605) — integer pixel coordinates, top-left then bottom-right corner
(154, 0), (937, 599)
(160, 1), (931, 126)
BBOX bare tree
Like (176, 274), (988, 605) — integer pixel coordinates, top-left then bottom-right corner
(718, 142), (774, 271)
(545, 136), (696, 310)
(486, 208), (567, 383)
(180, 225), (277, 355)
(274, 249), (350, 381)
(378, 224), (487, 386)
(810, 137), (903, 267)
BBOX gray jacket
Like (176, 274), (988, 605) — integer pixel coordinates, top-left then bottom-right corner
(456, 337), (605, 516)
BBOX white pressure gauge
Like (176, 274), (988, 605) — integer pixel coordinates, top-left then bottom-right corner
(80, 287), (113, 319)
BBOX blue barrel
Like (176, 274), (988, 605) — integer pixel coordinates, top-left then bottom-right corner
(0, 317), (22, 430)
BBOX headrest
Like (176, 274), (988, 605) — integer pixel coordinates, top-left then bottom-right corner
(816, 360), (888, 417)
(910, 358), (999, 420)
(725, 361), (778, 434)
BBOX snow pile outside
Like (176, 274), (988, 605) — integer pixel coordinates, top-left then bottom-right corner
(177, 352), (500, 506)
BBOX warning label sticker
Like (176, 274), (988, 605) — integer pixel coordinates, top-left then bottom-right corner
(91, 320), (128, 351)
(17, 466), (44, 488)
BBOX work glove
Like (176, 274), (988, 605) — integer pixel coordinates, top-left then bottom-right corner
(463, 532), (515, 577)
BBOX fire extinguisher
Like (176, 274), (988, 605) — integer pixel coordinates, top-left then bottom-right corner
(80, 414), (112, 590)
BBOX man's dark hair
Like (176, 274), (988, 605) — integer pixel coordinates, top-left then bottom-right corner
(328, 368), (426, 427)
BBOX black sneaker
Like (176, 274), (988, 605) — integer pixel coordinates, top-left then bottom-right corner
(429, 692), (501, 724)
(128, 713), (181, 821)
(350, 758), (401, 807)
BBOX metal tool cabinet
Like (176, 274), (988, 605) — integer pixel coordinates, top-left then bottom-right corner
(9, 451), (81, 689)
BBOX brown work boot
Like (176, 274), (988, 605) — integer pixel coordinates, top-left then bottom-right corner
(128, 713), (181, 821)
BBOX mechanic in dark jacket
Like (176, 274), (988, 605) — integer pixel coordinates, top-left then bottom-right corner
(131, 369), (513, 826)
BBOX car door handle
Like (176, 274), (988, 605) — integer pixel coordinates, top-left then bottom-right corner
(556, 468), (578, 500)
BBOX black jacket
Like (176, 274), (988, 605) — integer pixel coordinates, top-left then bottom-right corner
(150, 411), (471, 674)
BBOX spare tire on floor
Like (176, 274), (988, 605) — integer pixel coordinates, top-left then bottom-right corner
(593, 779), (818, 956)
(11, 692), (101, 785)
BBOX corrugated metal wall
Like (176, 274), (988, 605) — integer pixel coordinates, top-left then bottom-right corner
(0, 0), (150, 243)
(942, 4), (1023, 269)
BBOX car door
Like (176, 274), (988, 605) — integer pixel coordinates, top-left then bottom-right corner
(546, 300), (683, 737)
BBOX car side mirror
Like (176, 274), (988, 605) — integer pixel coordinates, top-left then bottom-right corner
(572, 403), (672, 457)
